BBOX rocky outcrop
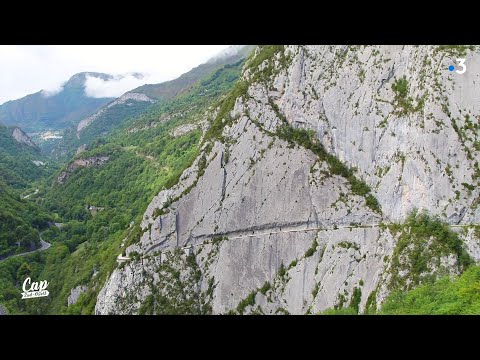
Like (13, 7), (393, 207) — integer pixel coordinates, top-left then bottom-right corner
(76, 144), (87, 155)
(12, 127), (37, 148)
(96, 45), (480, 314)
(127, 110), (192, 134)
(77, 92), (155, 136)
(57, 156), (109, 184)
(67, 285), (87, 306)
(170, 123), (197, 137)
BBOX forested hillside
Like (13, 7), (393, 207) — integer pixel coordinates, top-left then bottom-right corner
(0, 57), (246, 314)
(0, 125), (53, 258)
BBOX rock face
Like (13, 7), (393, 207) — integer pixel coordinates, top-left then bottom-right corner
(67, 285), (87, 306)
(57, 156), (109, 184)
(96, 45), (480, 315)
(12, 127), (37, 148)
(274, 46), (480, 224)
(170, 123), (197, 137)
(76, 92), (155, 136)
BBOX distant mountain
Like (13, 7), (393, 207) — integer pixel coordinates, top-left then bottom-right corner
(0, 72), (115, 133)
(53, 46), (256, 159)
(134, 45), (255, 100)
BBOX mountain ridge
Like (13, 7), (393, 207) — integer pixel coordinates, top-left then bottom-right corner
(0, 72), (115, 134)
(133, 46), (255, 100)
(51, 46), (255, 159)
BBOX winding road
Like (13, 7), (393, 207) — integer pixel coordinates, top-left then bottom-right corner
(0, 235), (51, 263)
(0, 233), (51, 315)
(22, 188), (39, 199)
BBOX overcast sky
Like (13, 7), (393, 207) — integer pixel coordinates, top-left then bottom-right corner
(0, 45), (231, 105)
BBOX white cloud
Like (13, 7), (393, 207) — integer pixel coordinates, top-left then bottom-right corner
(207, 45), (247, 63)
(41, 82), (66, 97)
(84, 73), (151, 98)
(0, 45), (231, 105)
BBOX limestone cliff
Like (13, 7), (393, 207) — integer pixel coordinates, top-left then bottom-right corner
(96, 45), (480, 315)
(12, 127), (37, 148)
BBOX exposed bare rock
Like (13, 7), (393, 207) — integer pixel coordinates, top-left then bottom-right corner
(12, 127), (37, 148)
(76, 144), (87, 155)
(67, 285), (87, 306)
(57, 156), (109, 184)
(170, 124), (197, 137)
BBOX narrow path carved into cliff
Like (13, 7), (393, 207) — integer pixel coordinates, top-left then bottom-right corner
(190, 223), (382, 248)
(122, 221), (477, 261)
